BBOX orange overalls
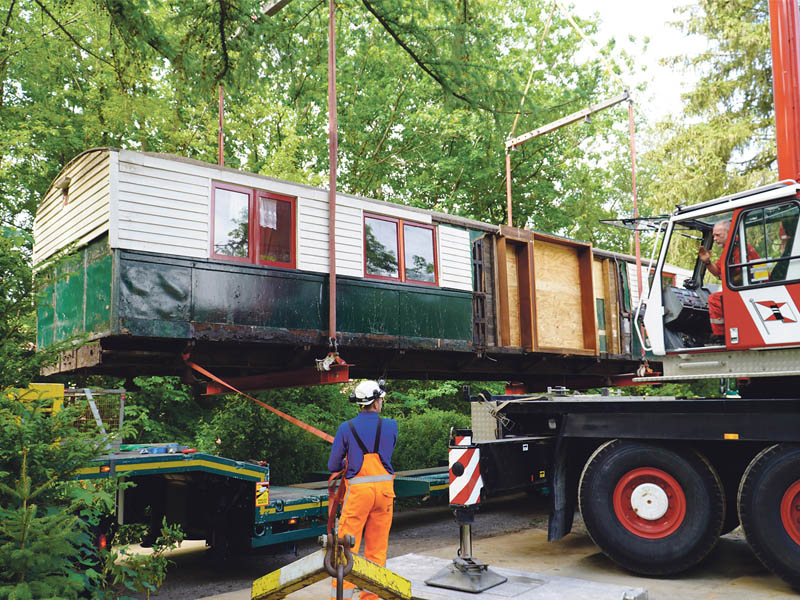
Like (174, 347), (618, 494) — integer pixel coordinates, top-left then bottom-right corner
(330, 418), (395, 600)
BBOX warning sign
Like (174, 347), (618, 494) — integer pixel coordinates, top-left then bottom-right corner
(255, 481), (270, 507)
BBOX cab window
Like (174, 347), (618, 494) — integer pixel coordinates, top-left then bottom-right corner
(728, 202), (800, 287)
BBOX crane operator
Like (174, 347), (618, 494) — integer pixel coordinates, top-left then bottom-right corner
(698, 220), (759, 343)
(328, 379), (398, 600)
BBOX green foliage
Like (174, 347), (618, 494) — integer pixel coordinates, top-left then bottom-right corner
(89, 519), (184, 600)
(124, 376), (206, 444)
(0, 390), (182, 599)
(0, 449), (88, 599)
(640, 0), (774, 219)
(391, 409), (471, 472)
(194, 385), (353, 484)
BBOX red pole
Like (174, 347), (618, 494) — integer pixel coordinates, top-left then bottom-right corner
(218, 84), (224, 167)
(769, 0), (800, 181)
(327, 0), (337, 347)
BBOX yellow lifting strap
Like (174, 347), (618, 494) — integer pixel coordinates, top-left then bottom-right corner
(251, 550), (411, 600)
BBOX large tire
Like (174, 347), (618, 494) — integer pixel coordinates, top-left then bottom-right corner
(578, 440), (725, 576)
(738, 444), (800, 590)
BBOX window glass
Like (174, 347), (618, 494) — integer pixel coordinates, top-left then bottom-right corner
(403, 224), (435, 283)
(365, 217), (399, 278)
(730, 202), (800, 286)
(257, 195), (292, 265)
(214, 188), (250, 258)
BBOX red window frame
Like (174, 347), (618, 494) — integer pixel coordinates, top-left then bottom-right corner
(255, 191), (296, 269)
(402, 221), (438, 286)
(210, 182), (254, 264)
(363, 213), (438, 286)
(210, 182), (296, 269)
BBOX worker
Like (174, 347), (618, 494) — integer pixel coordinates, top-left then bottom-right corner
(698, 220), (759, 342)
(329, 379), (398, 600)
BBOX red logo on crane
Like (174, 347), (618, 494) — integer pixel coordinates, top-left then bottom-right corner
(755, 300), (797, 323)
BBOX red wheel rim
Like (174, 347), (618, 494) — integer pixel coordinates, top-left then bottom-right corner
(780, 480), (800, 546)
(612, 467), (687, 539)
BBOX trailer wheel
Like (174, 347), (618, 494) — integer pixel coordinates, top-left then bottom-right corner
(578, 440), (724, 576)
(738, 444), (800, 590)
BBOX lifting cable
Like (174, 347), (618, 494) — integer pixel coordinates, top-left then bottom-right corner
(183, 355), (334, 444)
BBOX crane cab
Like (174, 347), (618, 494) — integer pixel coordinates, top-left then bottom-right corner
(639, 182), (800, 378)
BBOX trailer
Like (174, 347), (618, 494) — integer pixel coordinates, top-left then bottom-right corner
(77, 443), (448, 556)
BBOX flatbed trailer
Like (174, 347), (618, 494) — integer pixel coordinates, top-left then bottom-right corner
(460, 390), (800, 588)
(77, 446), (448, 555)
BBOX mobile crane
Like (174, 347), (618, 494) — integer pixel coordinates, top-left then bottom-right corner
(447, 0), (800, 590)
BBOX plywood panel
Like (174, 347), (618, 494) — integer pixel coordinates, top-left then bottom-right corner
(534, 241), (584, 350)
(506, 244), (522, 347)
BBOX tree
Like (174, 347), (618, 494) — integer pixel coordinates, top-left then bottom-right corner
(639, 0), (774, 217)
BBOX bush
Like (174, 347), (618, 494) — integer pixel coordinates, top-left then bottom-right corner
(0, 389), (183, 599)
(391, 409), (470, 471)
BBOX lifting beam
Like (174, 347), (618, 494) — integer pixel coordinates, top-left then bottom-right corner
(251, 548), (411, 600)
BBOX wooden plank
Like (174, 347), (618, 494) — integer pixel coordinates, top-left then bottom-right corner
(118, 181), (208, 206)
(116, 200), (208, 222)
(593, 259), (606, 352)
(117, 190), (208, 214)
(506, 242), (522, 347)
(603, 259), (620, 355)
(533, 240), (584, 350)
(495, 236), (510, 347)
(578, 247), (598, 353)
(517, 241), (535, 350)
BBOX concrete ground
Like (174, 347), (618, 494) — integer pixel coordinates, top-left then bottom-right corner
(200, 527), (797, 600)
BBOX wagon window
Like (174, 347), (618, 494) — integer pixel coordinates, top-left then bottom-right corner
(364, 214), (438, 285)
(212, 185), (251, 260)
(256, 192), (295, 268)
(403, 223), (436, 284)
(365, 215), (399, 279)
(212, 183), (296, 268)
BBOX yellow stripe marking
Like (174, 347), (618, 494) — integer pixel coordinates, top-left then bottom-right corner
(79, 459), (265, 480)
(723, 433), (739, 440)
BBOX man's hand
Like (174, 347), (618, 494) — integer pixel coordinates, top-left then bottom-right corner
(698, 246), (710, 265)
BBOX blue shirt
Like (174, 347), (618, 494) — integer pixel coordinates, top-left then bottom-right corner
(328, 411), (398, 479)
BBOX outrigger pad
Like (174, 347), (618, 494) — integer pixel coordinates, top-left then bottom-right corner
(251, 549), (411, 600)
(425, 557), (507, 593)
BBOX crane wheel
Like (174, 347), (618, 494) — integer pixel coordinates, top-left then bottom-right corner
(738, 444), (800, 590)
(578, 440), (724, 576)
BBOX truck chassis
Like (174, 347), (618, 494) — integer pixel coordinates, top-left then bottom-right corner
(464, 390), (800, 589)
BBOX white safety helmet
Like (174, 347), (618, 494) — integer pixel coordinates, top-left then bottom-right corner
(350, 379), (386, 405)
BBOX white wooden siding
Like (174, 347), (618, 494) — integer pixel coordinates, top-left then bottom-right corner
(438, 226), (473, 291)
(33, 149), (110, 265)
(117, 152), (209, 257)
(36, 149), (476, 291)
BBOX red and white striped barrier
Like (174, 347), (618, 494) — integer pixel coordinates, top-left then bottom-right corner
(449, 432), (483, 506)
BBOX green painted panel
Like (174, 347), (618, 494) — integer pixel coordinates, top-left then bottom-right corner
(54, 254), (84, 341)
(110, 251), (473, 344)
(193, 267), (323, 330)
(36, 280), (55, 349)
(85, 251), (112, 334)
(338, 280), (400, 335)
(120, 261), (191, 321)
